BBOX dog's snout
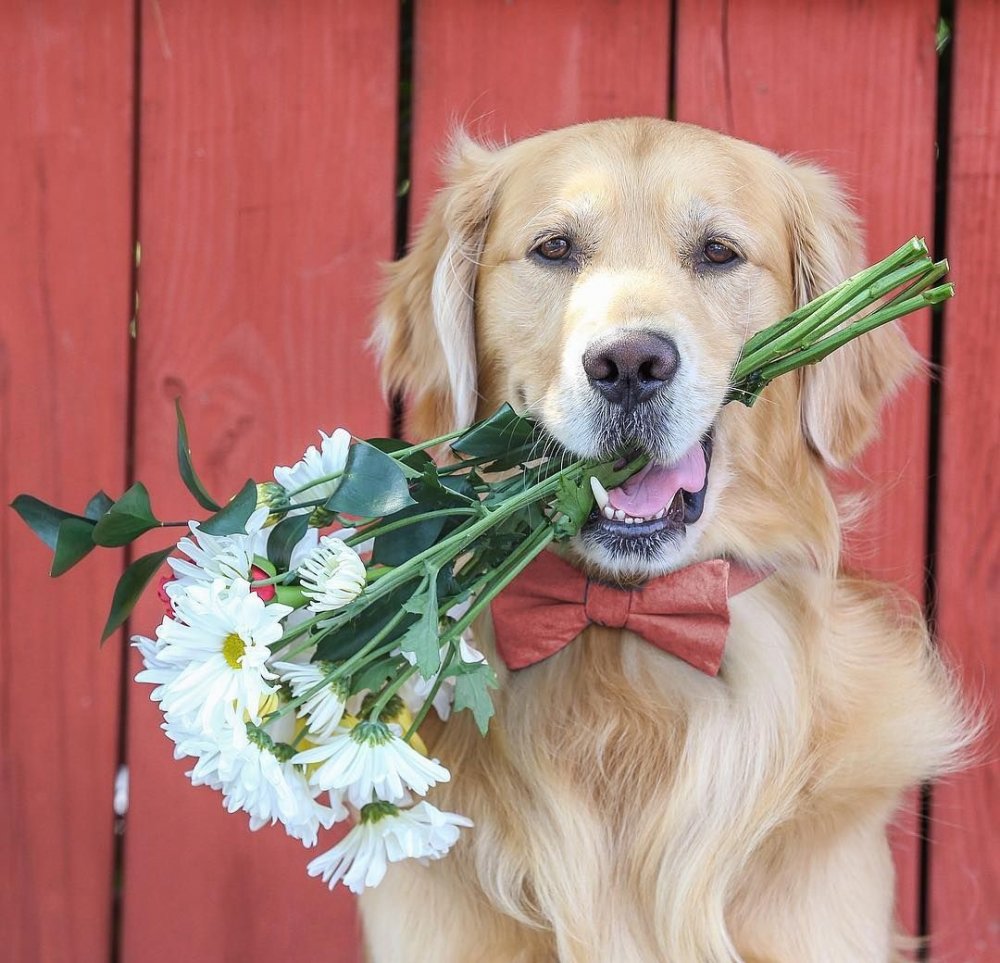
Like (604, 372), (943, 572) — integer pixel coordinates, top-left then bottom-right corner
(582, 331), (680, 411)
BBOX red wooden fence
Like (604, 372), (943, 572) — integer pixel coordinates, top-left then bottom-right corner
(2, 2), (996, 960)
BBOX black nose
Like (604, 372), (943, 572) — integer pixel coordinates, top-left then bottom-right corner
(582, 331), (680, 411)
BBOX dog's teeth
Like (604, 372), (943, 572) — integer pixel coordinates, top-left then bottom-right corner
(613, 509), (626, 521)
(654, 508), (665, 519)
(601, 504), (616, 520)
(624, 516), (636, 525)
(589, 476), (610, 510)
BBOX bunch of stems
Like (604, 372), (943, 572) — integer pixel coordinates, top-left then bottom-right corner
(729, 237), (951, 404)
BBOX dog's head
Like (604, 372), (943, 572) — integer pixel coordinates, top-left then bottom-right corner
(375, 119), (916, 580)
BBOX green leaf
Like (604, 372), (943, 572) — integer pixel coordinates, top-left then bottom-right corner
(266, 512), (311, 570)
(553, 474), (594, 539)
(453, 661), (498, 734)
(371, 475), (478, 567)
(352, 656), (405, 696)
(51, 517), (98, 576)
(452, 403), (544, 470)
(84, 491), (114, 521)
(398, 573), (442, 678)
(199, 479), (258, 535)
(323, 442), (416, 518)
(101, 547), (174, 641)
(11, 494), (87, 550)
(92, 483), (160, 547)
(175, 401), (221, 511)
(364, 438), (434, 479)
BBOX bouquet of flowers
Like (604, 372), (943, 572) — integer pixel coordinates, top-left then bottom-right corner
(12, 238), (950, 893)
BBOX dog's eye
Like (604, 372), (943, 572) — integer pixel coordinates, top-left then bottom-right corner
(703, 240), (737, 265)
(535, 236), (572, 261)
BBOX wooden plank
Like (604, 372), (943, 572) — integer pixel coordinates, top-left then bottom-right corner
(120, 2), (398, 960)
(0, 1), (134, 960)
(930, 1), (1000, 958)
(674, 0), (941, 939)
(411, 0), (670, 222)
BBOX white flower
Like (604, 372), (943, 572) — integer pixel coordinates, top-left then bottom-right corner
(272, 659), (349, 739)
(165, 506), (318, 603)
(293, 720), (450, 807)
(296, 536), (366, 613)
(273, 429), (351, 508)
(156, 580), (292, 738)
(307, 800), (472, 893)
(218, 734), (347, 846)
(133, 634), (181, 702)
(164, 708), (347, 846)
(457, 637), (487, 665)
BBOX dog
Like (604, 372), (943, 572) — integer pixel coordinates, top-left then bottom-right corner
(365, 118), (969, 962)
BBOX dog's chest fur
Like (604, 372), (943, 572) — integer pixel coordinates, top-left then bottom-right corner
(360, 571), (964, 963)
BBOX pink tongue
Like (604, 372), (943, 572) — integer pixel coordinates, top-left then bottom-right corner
(607, 443), (707, 517)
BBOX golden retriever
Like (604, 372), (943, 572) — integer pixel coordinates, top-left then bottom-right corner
(365, 118), (969, 962)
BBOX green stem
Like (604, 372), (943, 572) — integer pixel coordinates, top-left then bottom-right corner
(250, 572), (296, 588)
(388, 425), (472, 461)
(344, 506), (480, 547)
(753, 285), (954, 383)
(442, 523), (555, 644)
(369, 664), (420, 722)
(397, 523), (556, 742)
(359, 459), (584, 607)
(268, 611), (329, 654)
(879, 259), (949, 311)
(734, 238), (927, 377)
(403, 641), (456, 741)
(786, 256), (933, 352)
(262, 611), (409, 726)
(285, 470), (345, 498)
(324, 610), (410, 683)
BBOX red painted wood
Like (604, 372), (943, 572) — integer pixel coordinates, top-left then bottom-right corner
(931, 1), (1000, 958)
(0, 2), (134, 960)
(410, 0), (670, 223)
(120, 2), (398, 960)
(674, 0), (941, 939)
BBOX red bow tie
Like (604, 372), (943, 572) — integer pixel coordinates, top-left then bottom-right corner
(491, 551), (767, 676)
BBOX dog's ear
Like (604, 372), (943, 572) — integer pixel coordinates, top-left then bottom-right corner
(783, 160), (919, 468)
(373, 133), (502, 438)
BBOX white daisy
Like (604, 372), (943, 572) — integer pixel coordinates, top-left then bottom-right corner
(165, 506), (317, 602)
(296, 536), (366, 613)
(307, 800), (473, 893)
(218, 733), (347, 846)
(133, 633), (181, 702)
(156, 579), (292, 739)
(272, 659), (349, 739)
(165, 709), (346, 846)
(293, 720), (450, 808)
(273, 428), (351, 508)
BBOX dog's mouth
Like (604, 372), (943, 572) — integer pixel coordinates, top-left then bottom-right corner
(581, 431), (714, 551)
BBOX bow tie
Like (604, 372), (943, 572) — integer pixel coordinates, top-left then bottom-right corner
(490, 551), (767, 676)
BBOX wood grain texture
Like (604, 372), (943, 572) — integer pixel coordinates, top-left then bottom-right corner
(120, 2), (398, 960)
(410, 0), (670, 230)
(0, 2), (134, 960)
(931, 1), (1000, 958)
(674, 0), (942, 938)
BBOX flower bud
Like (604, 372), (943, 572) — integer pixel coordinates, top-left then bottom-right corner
(255, 482), (288, 526)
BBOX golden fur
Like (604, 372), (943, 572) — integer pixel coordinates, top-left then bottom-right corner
(365, 119), (970, 962)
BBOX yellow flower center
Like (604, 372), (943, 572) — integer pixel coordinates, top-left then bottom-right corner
(222, 632), (247, 669)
